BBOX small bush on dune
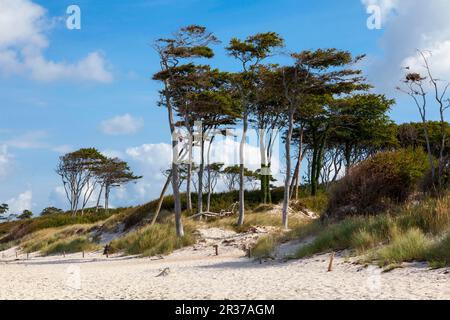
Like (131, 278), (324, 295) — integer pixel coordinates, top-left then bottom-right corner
(327, 148), (429, 218)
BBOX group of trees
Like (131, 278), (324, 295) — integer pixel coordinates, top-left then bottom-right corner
(56, 148), (141, 215)
(398, 50), (450, 193)
(0, 203), (34, 221)
(153, 25), (395, 235)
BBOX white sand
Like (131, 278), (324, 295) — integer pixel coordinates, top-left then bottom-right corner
(0, 228), (448, 300)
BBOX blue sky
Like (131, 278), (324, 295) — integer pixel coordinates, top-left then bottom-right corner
(1, 0), (449, 215)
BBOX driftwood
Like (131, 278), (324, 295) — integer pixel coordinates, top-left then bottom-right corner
(156, 267), (170, 277)
(189, 202), (239, 220)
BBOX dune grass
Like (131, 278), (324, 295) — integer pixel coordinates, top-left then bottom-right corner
(251, 234), (281, 258)
(375, 228), (431, 265)
(20, 223), (100, 255)
(0, 209), (120, 244)
(291, 194), (450, 267)
(42, 236), (100, 255)
(110, 220), (197, 257)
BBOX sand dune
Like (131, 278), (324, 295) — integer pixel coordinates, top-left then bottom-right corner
(0, 228), (448, 300)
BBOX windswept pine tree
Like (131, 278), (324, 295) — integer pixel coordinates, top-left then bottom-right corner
(226, 32), (284, 226)
(153, 25), (219, 237)
(280, 49), (369, 228)
(56, 148), (106, 215)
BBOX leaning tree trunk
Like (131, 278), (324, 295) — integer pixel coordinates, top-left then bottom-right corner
(151, 172), (172, 225)
(282, 108), (295, 229)
(290, 156), (300, 200)
(237, 112), (248, 226)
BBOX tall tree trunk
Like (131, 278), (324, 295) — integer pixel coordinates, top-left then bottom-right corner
(290, 157), (300, 200)
(165, 87), (184, 237)
(95, 184), (104, 213)
(295, 129), (304, 200)
(422, 122), (436, 190)
(206, 136), (214, 213)
(185, 121), (193, 212)
(237, 112), (248, 226)
(151, 172), (172, 225)
(282, 109), (295, 229)
(104, 185), (110, 213)
(259, 129), (268, 204)
(197, 137), (205, 215)
(344, 143), (354, 175)
(311, 144), (318, 196)
(313, 138), (326, 196)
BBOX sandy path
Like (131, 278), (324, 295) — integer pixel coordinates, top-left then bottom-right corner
(0, 229), (448, 300)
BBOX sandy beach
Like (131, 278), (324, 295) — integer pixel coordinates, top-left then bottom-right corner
(0, 228), (448, 300)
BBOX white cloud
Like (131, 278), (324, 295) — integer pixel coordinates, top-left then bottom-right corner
(0, 144), (12, 180)
(401, 41), (450, 81)
(126, 143), (172, 168)
(6, 190), (33, 214)
(0, 0), (113, 83)
(362, 0), (450, 92)
(101, 149), (125, 159)
(51, 144), (73, 154)
(101, 114), (144, 136)
(5, 130), (48, 149)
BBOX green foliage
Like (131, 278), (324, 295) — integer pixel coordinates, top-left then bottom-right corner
(0, 203), (8, 215)
(328, 149), (429, 216)
(18, 210), (33, 220)
(40, 207), (64, 216)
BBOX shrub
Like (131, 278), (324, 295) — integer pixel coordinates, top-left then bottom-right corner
(327, 148), (429, 217)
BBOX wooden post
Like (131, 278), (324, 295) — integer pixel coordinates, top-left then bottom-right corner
(328, 252), (335, 272)
(247, 248), (252, 258)
(82, 251), (85, 258)
(213, 245), (219, 256)
(27, 253), (29, 260)
(15, 251), (18, 259)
